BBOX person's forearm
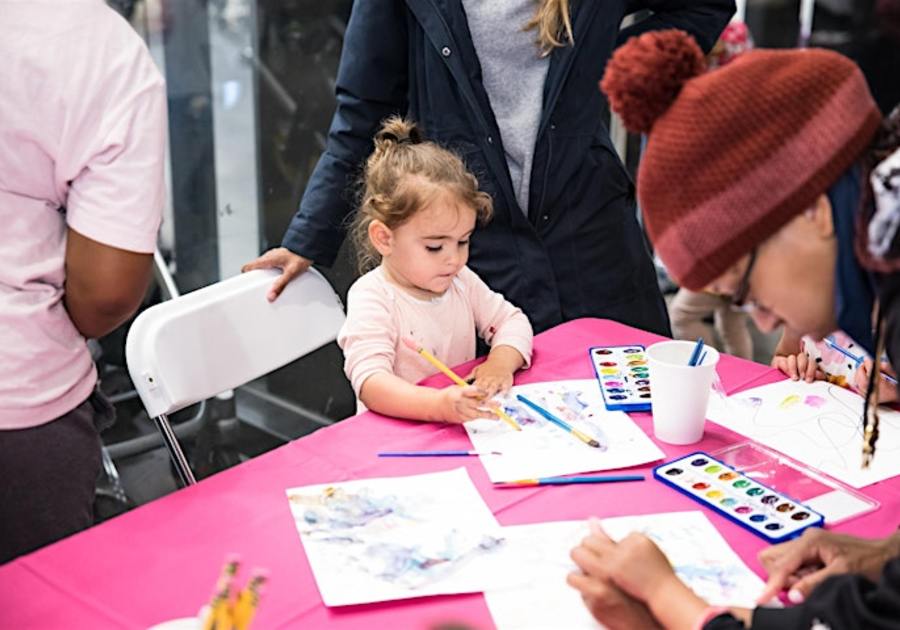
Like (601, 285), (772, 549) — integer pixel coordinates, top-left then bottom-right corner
(359, 372), (445, 421)
(647, 575), (710, 630)
(64, 228), (153, 339)
(486, 345), (525, 373)
(876, 531), (900, 579)
(64, 289), (142, 339)
(773, 328), (803, 357)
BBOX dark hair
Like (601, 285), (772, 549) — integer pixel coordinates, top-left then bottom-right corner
(351, 116), (493, 273)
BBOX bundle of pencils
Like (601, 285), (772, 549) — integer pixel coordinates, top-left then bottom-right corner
(201, 556), (268, 630)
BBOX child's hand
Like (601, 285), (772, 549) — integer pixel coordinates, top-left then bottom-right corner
(854, 359), (898, 403)
(436, 386), (497, 423)
(466, 345), (525, 399)
(468, 362), (514, 399)
(772, 351), (824, 383)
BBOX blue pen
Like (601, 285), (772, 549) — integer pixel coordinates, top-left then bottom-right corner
(515, 394), (607, 450)
(499, 474), (645, 486)
(824, 336), (898, 385)
(378, 450), (501, 457)
(688, 337), (705, 367)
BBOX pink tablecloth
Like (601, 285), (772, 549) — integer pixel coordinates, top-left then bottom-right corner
(2, 318), (899, 628)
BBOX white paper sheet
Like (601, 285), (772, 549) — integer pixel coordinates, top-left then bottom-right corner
(485, 512), (768, 630)
(285, 468), (511, 606)
(706, 380), (900, 488)
(464, 380), (664, 482)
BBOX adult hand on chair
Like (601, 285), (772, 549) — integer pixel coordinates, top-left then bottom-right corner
(242, 247), (313, 302)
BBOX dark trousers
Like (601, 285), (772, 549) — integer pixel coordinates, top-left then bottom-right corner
(0, 391), (110, 564)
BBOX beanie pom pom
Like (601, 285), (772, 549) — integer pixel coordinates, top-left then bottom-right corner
(601, 30), (706, 134)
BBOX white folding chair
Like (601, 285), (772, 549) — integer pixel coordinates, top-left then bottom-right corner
(125, 268), (345, 486)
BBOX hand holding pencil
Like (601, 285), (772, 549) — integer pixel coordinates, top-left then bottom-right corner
(403, 337), (522, 430)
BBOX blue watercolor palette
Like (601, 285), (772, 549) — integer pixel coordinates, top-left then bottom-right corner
(589, 345), (652, 412)
(654, 452), (825, 544)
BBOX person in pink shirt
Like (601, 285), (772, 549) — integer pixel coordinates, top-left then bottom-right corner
(0, 1), (166, 563)
(337, 117), (533, 423)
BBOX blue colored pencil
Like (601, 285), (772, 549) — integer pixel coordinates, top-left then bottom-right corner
(377, 450), (501, 457)
(498, 474), (645, 487)
(824, 336), (898, 385)
(515, 394), (606, 449)
(688, 337), (705, 367)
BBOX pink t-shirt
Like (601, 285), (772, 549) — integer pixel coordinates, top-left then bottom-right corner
(0, 1), (166, 428)
(337, 266), (533, 409)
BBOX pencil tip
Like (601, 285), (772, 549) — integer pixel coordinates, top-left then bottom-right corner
(589, 440), (601, 448)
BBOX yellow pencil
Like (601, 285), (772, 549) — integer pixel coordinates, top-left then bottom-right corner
(402, 337), (522, 431)
(232, 571), (268, 630)
(202, 555), (240, 630)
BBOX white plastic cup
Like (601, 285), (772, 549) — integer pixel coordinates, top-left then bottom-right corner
(646, 340), (720, 445)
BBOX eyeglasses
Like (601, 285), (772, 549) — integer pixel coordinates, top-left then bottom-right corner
(730, 249), (758, 309)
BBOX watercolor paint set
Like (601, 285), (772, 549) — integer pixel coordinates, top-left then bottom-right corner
(654, 452), (825, 543)
(589, 345), (652, 412)
(713, 441), (879, 526)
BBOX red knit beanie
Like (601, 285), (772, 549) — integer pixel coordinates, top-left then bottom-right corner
(601, 30), (882, 291)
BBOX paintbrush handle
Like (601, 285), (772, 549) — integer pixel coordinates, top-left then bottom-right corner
(502, 475), (645, 486)
(824, 338), (898, 385)
(378, 450), (494, 457)
(688, 337), (705, 366)
(516, 394), (603, 448)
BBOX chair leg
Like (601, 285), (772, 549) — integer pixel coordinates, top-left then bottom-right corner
(153, 413), (197, 486)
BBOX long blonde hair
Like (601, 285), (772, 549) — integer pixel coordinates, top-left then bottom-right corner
(351, 117), (493, 273)
(525, 0), (574, 57)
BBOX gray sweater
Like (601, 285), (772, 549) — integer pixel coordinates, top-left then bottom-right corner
(462, 0), (550, 215)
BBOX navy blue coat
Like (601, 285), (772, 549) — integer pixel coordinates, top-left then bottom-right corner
(283, 0), (735, 334)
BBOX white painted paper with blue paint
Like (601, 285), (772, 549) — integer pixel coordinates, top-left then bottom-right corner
(286, 468), (512, 606)
(484, 511), (770, 630)
(465, 380), (664, 482)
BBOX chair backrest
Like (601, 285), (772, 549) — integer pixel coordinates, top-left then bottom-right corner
(125, 268), (345, 418)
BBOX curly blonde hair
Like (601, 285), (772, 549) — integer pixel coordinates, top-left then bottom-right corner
(525, 0), (574, 57)
(351, 117), (493, 273)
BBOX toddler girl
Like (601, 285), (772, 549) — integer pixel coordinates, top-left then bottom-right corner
(337, 117), (533, 423)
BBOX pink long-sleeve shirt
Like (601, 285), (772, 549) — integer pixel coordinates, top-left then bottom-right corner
(0, 1), (166, 428)
(337, 265), (533, 409)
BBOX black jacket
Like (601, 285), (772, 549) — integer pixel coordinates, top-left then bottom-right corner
(282, 0), (735, 333)
(707, 556), (900, 629)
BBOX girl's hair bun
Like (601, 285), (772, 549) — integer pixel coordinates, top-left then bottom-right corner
(375, 116), (424, 149)
(600, 29), (706, 134)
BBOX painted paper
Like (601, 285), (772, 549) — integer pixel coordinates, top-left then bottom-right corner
(465, 380), (664, 482)
(485, 512), (769, 630)
(286, 468), (510, 606)
(707, 379), (900, 488)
